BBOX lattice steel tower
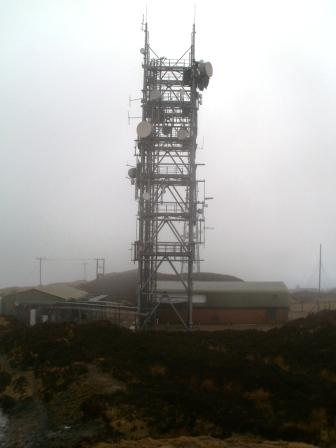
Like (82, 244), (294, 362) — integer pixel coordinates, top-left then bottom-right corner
(129, 22), (212, 329)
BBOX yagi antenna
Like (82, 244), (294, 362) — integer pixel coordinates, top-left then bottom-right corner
(129, 95), (142, 108)
(128, 111), (142, 126)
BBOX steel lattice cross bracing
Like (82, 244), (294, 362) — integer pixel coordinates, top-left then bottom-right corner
(129, 22), (212, 329)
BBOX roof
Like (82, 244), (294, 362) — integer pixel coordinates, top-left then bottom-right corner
(34, 284), (88, 300)
(157, 281), (289, 308)
(88, 295), (109, 302)
(157, 281), (288, 294)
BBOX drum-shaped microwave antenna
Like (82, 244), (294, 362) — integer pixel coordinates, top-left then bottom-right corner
(198, 60), (213, 78)
(204, 62), (213, 77)
(128, 167), (137, 178)
(177, 128), (189, 140)
(162, 125), (172, 136)
(149, 89), (161, 102)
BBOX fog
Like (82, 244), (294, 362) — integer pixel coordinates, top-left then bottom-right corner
(1, 0), (336, 289)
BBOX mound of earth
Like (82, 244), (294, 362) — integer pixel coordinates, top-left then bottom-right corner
(0, 311), (335, 447)
(80, 270), (243, 302)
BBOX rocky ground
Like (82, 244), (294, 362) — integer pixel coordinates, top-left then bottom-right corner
(0, 312), (335, 447)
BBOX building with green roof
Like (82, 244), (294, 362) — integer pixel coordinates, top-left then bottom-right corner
(156, 281), (289, 328)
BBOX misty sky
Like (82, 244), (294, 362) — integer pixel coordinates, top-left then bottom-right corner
(1, 0), (336, 289)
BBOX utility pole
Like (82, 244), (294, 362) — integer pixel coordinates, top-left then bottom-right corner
(318, 244), (322, 293)
(318, 243), (322, 311)
(36, 257), (46, 286)
(95, 258), (105, 279)
(82, 262), (88, 282)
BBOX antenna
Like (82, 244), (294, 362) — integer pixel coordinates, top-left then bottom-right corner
(128, 110), (142, 125)
(129, 95), (142, 107)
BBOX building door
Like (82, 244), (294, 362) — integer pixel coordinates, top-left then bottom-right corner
(30, 309), (36, 326)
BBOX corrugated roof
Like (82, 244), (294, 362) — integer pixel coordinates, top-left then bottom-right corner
(35, 284), (88, 300)
(157, 281), (288, 293)
(88, 295), (109, 302)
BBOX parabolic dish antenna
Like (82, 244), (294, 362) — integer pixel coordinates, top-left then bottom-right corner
(137, 121), (152, 138)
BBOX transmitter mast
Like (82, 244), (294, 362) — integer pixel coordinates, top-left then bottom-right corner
(129, 22), (212, 329)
